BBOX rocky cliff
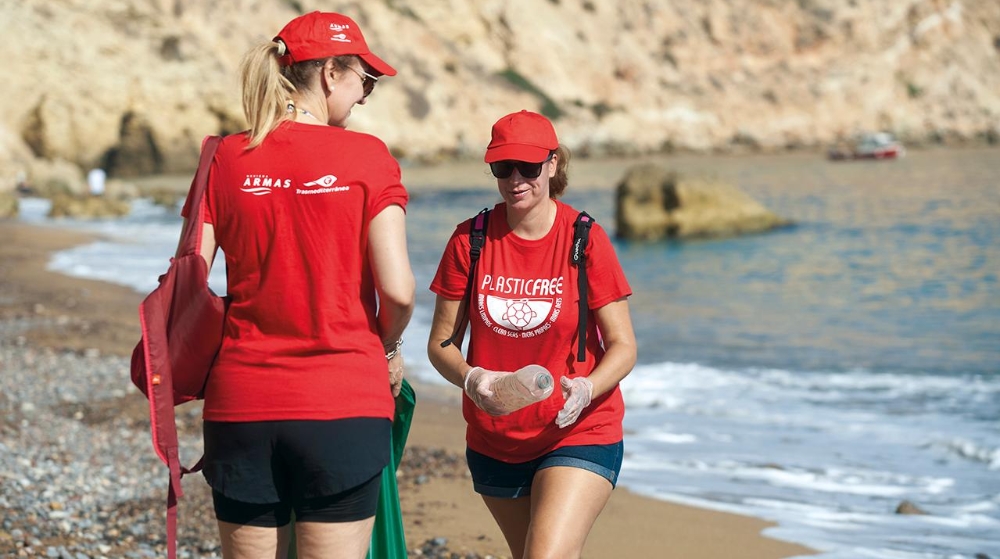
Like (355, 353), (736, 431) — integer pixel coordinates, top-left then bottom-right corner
(3, 0), (999, 189)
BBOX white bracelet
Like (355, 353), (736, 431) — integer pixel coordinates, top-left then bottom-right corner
(384, 339), (403, 360)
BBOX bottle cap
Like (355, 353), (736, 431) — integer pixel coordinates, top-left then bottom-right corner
(517, 364), (553, 390)
(537, 374), (552, 390)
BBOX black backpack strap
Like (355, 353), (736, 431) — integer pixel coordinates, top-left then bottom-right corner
(440, 208), (490, 349)
(572, 211), (594, 362)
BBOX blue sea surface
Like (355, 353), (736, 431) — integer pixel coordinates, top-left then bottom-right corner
(22, 147), (1000, 558)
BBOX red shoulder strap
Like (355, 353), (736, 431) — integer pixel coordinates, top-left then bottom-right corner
(176, 136), (222, 257)
(159, 135), (219, 559)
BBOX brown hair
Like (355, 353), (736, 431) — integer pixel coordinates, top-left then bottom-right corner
(239, 41), (356, 148)
(549, 145), (571, 198)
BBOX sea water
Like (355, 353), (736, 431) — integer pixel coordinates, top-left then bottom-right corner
(21, 147), (1000, 558)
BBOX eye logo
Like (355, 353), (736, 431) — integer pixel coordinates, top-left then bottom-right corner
(304, 175), (338, 187)
(297, 174), (350, 195)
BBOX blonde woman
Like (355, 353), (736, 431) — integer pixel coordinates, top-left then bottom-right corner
(179, 11), (414, 559)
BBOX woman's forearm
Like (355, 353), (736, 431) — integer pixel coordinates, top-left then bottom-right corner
(587, 298), (637, 397)
(427, 296), (472, 388)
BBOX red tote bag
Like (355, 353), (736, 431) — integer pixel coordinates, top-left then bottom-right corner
(129, 135), (225, 559)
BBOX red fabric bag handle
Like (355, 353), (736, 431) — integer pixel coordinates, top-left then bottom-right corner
(161, 135), (220, 559)
(176, 136), (222, 258)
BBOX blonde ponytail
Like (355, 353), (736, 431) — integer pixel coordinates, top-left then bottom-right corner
(240, 42), (296, 148)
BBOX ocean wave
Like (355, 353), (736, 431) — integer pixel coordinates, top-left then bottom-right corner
(620, 361), (1000, 419)
(932, 438), (1000, 470)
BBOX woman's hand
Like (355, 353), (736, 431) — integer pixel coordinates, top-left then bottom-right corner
(388, 353), (404, 397)
(555, 376), (594, 428)
(464, 367), (509, 416)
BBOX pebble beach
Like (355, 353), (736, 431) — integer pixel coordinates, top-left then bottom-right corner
(0, 220), (814, 558)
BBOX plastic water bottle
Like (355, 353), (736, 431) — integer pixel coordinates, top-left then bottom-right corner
(490, 364), (554, 413)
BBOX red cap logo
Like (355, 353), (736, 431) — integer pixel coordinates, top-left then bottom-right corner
(274, 11), (396, 76)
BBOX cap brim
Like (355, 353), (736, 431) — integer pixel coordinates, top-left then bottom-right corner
(484, 144), (552, 163)
(360, 52), (396, 77)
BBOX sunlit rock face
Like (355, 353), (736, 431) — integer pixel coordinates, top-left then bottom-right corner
(2, 0), (999, 187)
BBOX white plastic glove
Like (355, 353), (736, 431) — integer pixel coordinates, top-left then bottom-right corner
(555, 376), (594, 428)
(464, 367), (509, 416)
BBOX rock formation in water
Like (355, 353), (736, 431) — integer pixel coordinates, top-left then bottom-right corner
(0, 192), (17, 219)
(615, 163), (790, 240)
(47, 194), (131, 219)
(2, 0), (999, 191)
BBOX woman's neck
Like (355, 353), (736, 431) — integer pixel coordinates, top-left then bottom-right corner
(288, 95), (328, 126)
(508, 198), (557, 240)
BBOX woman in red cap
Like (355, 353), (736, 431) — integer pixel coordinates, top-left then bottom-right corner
(427, 110), (637, 558)
(179, 11), (414, 558)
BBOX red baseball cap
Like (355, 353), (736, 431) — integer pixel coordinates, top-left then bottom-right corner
(484, 110), (559, 163)
(274, 11), (396, 76)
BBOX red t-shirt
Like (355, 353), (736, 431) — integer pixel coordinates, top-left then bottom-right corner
(430, 200), (632, 462)
(181, 123), (407, 422)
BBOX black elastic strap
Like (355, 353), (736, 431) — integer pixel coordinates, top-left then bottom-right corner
(572, 212), (593, 362)
(440, 208), (490, 349)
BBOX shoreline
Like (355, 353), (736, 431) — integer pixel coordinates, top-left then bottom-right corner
(0, 218), (816, 558)
(123, 144), (1000, 197)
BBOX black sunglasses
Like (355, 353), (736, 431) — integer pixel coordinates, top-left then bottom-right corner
(345, 65), (378, 97)
(489, 152), (555, 179)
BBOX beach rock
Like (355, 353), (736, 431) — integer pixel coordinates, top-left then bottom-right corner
(103, 179), (140, 200)
(615, 163), (790, 240)
(27, 159), (87, 198)
(0, 192), (17, 219)
(144, 186), (184, 208)
(0, 125), (34, 193)
(47, 194), (131, 219)
(895, 500), (929, 515)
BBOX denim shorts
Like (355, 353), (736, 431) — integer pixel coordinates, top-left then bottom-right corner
(466, 441), (624, 498)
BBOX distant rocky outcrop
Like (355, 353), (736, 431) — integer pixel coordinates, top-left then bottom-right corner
(47, 194), (131, 219)
(1, 1), (999, 189)
(615, 163), (790, 240)
(0, 192), (17, 218)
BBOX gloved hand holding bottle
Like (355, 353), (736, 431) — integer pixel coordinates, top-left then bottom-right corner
(465, 365), (555, 416)
(464, 367), (509, 416)
(555, 376), (594, 428)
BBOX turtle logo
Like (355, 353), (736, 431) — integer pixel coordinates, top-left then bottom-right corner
(485, 295), (553, 332)
(503, 300), (538, 330)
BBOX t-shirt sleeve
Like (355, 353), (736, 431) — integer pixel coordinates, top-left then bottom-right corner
(365, 140), (408, 217)
(429, 221), (473, 300)
(586, 223), (631, 309)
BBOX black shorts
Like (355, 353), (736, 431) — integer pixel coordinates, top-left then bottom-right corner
(203, 417), (390, 527)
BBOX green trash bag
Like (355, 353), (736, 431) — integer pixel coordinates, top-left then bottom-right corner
(368, 378), (415, 558)
(288, 379), (416, 558)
